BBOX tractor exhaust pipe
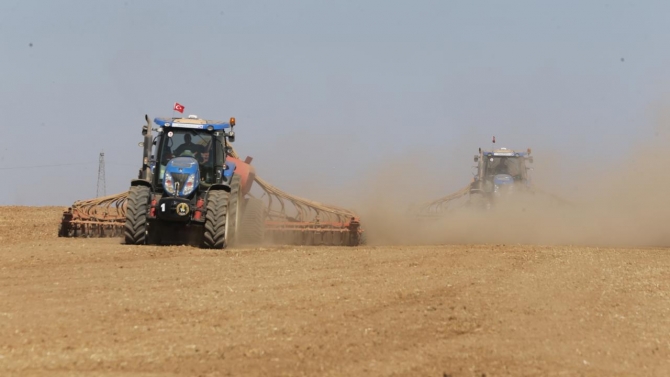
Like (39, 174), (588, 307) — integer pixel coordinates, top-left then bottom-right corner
(140, 114), (153, 181)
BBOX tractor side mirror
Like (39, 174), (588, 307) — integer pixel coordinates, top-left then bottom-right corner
(474, 155), (479, 162)
(227, 130), (235, 143)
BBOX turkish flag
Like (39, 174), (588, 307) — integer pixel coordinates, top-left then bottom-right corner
(174, 102), (185, 113)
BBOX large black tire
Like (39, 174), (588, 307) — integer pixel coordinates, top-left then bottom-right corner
(57, 223), (67, 237)
(124, 185), (150, 245)
(226, 175), (242, 247)
(202, 190), (229, 249)
(467, 192), (487, 210)
(237, 197), (265, 245)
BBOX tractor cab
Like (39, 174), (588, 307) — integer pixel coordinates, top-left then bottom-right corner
(471, 147), (533, 200)
(151, 115), (236, 196)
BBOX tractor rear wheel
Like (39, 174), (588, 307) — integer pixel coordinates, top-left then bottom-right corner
(124, 185), (150, 245)
(238, 197), (265, 245)
(202, 190), (229, 249)
(226, 175), (242, 247)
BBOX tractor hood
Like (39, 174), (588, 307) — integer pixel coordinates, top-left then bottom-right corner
(493, 174), (514, 186)
(163, 157), (200, 197)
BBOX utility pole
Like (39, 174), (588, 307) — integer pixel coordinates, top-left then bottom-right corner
(97, 151), (106, 197)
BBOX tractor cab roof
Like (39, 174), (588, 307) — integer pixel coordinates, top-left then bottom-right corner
(154, 115), (232, 131)
(482, 147), (530, 158)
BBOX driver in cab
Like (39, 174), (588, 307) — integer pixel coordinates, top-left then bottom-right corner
(174, 134), (206, 159)
(494, 159), (509, 175)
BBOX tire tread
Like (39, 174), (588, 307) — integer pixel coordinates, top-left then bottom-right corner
(124, 186), (150, 245)
(202, 190), (229, 249)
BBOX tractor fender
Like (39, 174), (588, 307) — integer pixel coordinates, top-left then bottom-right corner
(223, 161), (236, 179)
(130, 179), (152, 188)
(208, 183), (231, 193)
(225, 156), (256, 196)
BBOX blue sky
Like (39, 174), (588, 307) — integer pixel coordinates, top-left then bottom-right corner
(2, 0), (670, 206)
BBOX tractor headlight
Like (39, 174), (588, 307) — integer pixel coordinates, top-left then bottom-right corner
(163, 172), (176, 195)
(182, 174), (196, 196)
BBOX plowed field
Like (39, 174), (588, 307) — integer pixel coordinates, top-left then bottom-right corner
(1, 207), (669, 376)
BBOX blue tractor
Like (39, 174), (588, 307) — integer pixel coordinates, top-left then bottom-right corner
(124, 114), (258, 248)
(469, 147), (534, 208)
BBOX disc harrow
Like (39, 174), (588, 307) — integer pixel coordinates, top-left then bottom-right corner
(414, 185), (471, 218)
(59, 175), (362, 246)
(253, 176), (362, 246)
(58, 194), (128, 238)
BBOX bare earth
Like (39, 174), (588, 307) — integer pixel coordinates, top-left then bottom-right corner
(1, 207), (669, 376)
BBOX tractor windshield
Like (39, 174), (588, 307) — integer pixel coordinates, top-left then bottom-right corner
(155, 129), (225, 186)
(484, 156), (526, 179)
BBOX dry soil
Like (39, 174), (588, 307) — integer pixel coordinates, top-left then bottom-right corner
(1, 206), (669, 376)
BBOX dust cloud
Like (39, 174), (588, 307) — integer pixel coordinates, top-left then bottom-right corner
(356, 117), (670, 248)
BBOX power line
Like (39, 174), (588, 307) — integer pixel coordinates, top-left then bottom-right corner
(0, 161), (137, 170)
(0, 162), (95, 170)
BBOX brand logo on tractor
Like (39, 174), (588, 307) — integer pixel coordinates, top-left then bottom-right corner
(176, 203), (190, 216)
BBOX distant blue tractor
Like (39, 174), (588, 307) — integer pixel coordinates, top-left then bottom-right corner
(469, 147), (534, 208)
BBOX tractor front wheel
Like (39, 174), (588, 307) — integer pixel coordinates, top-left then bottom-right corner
(202, 190), (230, 249)
(124, 186), (150, 245)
